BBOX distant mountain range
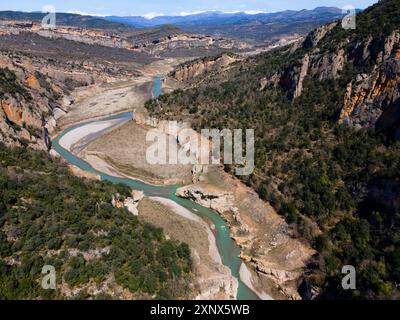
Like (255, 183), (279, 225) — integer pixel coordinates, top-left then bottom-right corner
(0, 7), (352, 44)
(105, 7), (348, 43)
(0, 11), (132, 30)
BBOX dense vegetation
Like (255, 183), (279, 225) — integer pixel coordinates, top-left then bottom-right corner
(0, 68), (31, 101)
(0, 144), (192, 299)
(146, 0), (400, 299)
(319, 0), (400, 53)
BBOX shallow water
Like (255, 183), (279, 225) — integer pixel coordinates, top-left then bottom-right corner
(152, 76), (162, 98)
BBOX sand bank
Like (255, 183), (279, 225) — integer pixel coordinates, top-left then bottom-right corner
(149, 196), (222, 265)
(239, 263), (274, 300)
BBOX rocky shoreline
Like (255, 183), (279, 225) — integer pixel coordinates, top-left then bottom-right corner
(175, 175), (314, 300)
(54, 110), (240, 300)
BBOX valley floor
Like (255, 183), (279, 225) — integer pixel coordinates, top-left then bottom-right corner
(52, 57), (313, 300)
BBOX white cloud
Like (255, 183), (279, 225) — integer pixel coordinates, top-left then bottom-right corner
(141, 12), (165, 19)
(179, 10), (209, 16)
(243, 10), (269, 15)
(178, 10), (270, 16)
(225, 10), (269, 15)
(67, 10), (108, 17)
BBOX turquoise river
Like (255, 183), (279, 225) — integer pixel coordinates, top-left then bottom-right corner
(52, 76), (259, 300)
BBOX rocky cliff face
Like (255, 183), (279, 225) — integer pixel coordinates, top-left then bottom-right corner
(279, 53), (311, 100)
(194, 266), (238, 300)
(171, 53), (242, 82)
(0, 52), (93, 149)
(176, 174), (314, 300)
(340, 43), (400, 137)
(303, 22), (338, 49)
(176, 185), (236, 215)
(277, 27), (347, 99)
(0, 53), (60, 149)
(264, 23), (400, 139)
(0, 19), (149, 150)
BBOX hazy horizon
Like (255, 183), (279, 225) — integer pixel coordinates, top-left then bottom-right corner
(0, 0), (378, 18)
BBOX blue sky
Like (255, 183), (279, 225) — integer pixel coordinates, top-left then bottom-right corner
(0, 0), (378, 17)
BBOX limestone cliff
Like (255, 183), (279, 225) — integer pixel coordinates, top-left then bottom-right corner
(0, 23), (143, 150)
(0, 51), (95, 150)
(176, 171), (314, 300)
(340, 42), (400, 139)
(265, 22), (400, 139)
(171, 53), (242, 82)
(0, 53), (58, 150)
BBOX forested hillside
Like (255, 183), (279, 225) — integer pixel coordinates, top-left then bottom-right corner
(0, 144), (192, 299)
(146, 0), (400, 299)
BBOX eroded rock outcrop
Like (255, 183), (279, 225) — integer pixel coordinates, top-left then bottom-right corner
(0, 59), (51, 149)
(194, 264), (238, 300)
(176, 170), (314, 300)
(112, 190), (144, 216)
(271, 25), (400, 139)
(278, 42), (345, 99)
(279, 54), (310, 100)
(339, 45), (400, 138)
(176, 185), (236, 215)
(171, 53), (241, 82)
(310, 48), (346, 80)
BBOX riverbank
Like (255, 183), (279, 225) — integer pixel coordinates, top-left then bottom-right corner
(51, 66), (278, 300)
(143, 197), (238, 299)
(54, 111), (241, 299)
(149, 196), (222, 265)
(59, 117), (131, 153)
(53, 113), (247, 299)
(82, 120), (193, 186)
(52, 107), (261, 300)
(54, 58), (186, 132)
